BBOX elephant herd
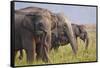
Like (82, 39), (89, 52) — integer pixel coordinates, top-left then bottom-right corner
(51, 24), (89, 51)
(13, 7), (89, 64)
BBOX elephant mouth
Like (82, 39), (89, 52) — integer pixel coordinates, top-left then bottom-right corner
(35, 29), (47, 40)
(35, 30), (46, 43)
(35, 31), (44, 36)
(35, 26), (47, 37)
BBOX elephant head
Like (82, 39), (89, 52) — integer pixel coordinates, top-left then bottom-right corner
(16, 7), (52, 37)
(78, 25), (89, 49)
(52, 13), (78, 54)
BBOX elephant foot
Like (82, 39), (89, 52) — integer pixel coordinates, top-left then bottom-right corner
(26, 50), (36, 64)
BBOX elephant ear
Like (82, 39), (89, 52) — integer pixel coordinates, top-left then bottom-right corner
(21, 14), (37, 33)
(78, 25), (85, 38)
(51, 14), (58, 30)
(78, 25), (89, 49)
(78, 25), (86, 33)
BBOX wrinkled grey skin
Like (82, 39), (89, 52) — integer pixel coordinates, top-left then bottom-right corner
(51, 14), (78, 54)
(14, 7), (77, 63)
(15, 10), (52, 63)
(15, 7), (52, 63)
(74, 24), (89, 49)
(51, 24), (89, 51)
(15, 12), (36, 63)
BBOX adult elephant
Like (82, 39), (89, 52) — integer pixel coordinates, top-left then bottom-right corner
(51, 23), (89, 51)
(72, 24), (89, 49)
(51, 14), (78, 54)
(14, 9), (52, 63)
(14, 7), (77, 63)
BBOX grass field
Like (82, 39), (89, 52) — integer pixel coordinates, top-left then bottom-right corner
(15, 30), (97, 66)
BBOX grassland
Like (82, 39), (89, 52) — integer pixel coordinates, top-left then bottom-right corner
(15, 29), (97, 66)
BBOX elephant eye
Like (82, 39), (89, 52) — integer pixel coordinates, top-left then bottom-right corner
(38, 23), (43, 27)
(64, 24), (66, 26)
(64, 24), (67, 27)
(63, 24), (66, 29)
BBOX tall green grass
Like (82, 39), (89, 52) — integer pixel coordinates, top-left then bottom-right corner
(15, 31), (97, 66)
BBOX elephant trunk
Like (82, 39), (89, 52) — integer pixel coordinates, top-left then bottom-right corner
(81, 32), (89, 50)
(65, 24), (77, 55)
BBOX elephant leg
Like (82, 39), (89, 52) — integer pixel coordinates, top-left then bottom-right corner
(31, 37), (36, 61)
(26, 49), (33, 63)
(24, 38), (36, 63)
(26, 48), (36, 64)
(36, 43), (43, 60)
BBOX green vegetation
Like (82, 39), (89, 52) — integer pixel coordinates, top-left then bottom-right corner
(15, 30), (97, 66)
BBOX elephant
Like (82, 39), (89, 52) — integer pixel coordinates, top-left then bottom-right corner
(74, 24), (89, 49)
(51, 23), (89, 51)
(14, 8), (52, 63)
(13, 7), (77, 63)
(51, 14), (78, 54)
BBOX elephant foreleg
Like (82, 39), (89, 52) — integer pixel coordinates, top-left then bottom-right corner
(26, 48), (36, 64)
(36, 43), (43, 60)
(25, 38), (36, 64)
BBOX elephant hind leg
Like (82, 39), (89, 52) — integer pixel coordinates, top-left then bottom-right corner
(22, 36), (36, 63)
(26, 40), (36, 63)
